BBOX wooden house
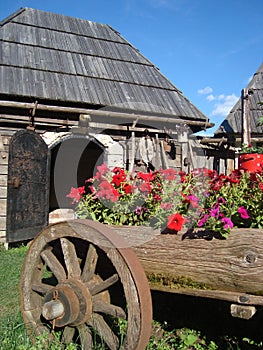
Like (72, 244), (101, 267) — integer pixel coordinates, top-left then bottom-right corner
(0, 8), (213, 243)
(200, 62), (263, 174)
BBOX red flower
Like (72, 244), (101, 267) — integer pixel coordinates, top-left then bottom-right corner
(111, 173), (126, 187)
(66, 186), (85, 203)
(179, 171), (186, 182)
(112, 167), (126, 175)
(167, 213), (184, 232)
(137, 171), (156, 181)
(153, 194), (162, 202)
(122, 183), (135, 194)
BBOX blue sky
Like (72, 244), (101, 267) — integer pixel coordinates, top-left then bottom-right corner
(1, 0), (263, 135)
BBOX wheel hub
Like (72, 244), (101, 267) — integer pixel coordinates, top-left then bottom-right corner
(42, 279), (92, 327)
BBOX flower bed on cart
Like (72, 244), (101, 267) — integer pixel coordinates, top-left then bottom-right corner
(67, 164), (263, 239)
(67, 165), (263, 301)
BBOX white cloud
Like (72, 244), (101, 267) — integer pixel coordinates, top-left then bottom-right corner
(197, 86), (213, 95)
(206, 94), (215, 101)
(211, 94), (239, 117)
(218, 94), (225, 100)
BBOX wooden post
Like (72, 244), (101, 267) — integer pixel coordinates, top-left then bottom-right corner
(129, 131), (135, 173)
(241, 88), (252, 145)
(160, 141), (168, 169)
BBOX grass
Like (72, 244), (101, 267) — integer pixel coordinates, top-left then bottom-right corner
(0, 244), (263, 349)
(0, 244), (28, 319)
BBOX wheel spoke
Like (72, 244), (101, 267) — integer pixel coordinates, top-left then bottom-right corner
(88, 313), (119, 350)
(81, 243), (98, 282)
(61, 326), (75, 344)
(60, 238), (81, 278)
(92, 299), (126, 319)
(31, 283), (52, 294)
(90, 273), (119, 295)
(40, 249), (66, 282)
(77, 324), (93, 349)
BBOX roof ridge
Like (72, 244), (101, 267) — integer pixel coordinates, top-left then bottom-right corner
(0, 7), (26, 27)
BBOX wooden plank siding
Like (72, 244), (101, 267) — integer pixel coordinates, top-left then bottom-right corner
(0, 135), (9, 242)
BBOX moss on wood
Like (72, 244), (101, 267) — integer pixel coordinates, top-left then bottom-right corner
(146, 272), (212, 290)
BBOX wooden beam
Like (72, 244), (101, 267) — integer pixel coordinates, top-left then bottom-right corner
(241, 88), (252, 145)
(201, 137), (263, 145)
(200, 137), (228, 144)
(0, 100), (214, 128)
(0, 115), (178, 135)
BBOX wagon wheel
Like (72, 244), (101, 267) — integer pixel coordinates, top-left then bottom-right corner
(20, 219), (152, 350)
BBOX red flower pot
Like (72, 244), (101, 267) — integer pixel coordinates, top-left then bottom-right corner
(238, 153), (263, 173)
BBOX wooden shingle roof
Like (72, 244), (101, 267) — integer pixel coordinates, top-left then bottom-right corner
(0, 8), (209, 127)
(215, 62), (263, 136)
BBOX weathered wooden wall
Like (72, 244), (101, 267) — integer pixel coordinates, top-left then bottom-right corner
(0, 133), (11, 242)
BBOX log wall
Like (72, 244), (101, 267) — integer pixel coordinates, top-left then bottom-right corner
(113, 226), (263, 298)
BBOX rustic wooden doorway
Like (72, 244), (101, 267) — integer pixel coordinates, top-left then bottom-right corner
(6, 129), (49, 243)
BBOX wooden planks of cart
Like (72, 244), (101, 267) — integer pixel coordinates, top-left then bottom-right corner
(20, 220), (263, 349)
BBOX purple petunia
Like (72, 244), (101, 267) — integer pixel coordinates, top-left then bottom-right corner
(135, 206), (148, 215)
(197, 214), (209, 227)
(237, 206), (250, 219)
(210, 205), (220, 218)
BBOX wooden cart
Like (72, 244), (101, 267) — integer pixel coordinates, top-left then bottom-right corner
(20, 220), (263, 349)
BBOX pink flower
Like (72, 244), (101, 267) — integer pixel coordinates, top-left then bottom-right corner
(160, 168), (177, 181)
(97, 180), (121, 202)
(66, 186), (85, 203)
(139, 182), (152, 193)
(160, 202), (173, 210)
(221, 217), (234, 230)
(183, 194), (200, 208)
(237, 206), (250, 219)
(94, 164), (109, 181)
(135, 206), (148, 215)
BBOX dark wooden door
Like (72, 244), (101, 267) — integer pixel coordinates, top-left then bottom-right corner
(6, 129), (49, 243)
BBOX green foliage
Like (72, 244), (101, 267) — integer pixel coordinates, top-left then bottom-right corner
(0, 313), (32, 350)
(257, 102), (263, 127)
(240, 143), (263, 154)
(147, 323), (218, 350)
